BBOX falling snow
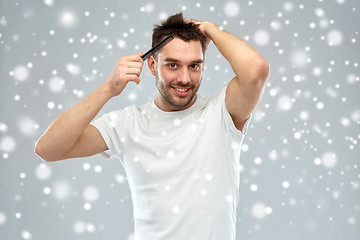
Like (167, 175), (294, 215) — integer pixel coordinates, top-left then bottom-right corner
(35, 163), (52, 180)
(1, 0), (359, 240)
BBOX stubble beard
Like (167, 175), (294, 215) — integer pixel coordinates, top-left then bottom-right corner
(155, 71), (201, 109)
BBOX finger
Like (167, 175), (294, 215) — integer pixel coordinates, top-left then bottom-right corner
(122, 54), (143, 63)
(122, 61), (143, 69)
(127, 75), (141, 84)
(184, 18), (191, 23)
(136, 52), (144, 63)
(135, 77), (141, 85)
(126, 67), (142, 76)
(185, 18), (200, 25)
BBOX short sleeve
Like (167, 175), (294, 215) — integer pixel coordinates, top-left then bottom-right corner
(218, 87), (252, 138)
(90, 111), (123, 159)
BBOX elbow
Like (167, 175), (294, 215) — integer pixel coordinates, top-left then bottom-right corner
(253, 57), (270, 82)
(34, 140), (56, 162)
(34, 142), (48, 162)
(246, 57), (269, 84)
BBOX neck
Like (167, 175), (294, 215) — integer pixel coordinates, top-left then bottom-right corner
(154, 93), (197, 112)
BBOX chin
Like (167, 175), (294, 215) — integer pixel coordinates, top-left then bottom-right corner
(170, 93), (196, 108)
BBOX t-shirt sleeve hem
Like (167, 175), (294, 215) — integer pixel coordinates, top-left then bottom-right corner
(90, 121), (113, 159)
(220, 87), (252, 137)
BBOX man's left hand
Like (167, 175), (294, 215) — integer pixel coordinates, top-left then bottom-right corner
(184, 18), (213, 50)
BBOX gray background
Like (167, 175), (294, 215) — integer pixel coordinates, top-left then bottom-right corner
(1, 0), (359, 239)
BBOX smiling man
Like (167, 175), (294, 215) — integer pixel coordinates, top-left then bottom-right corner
(151, 38), (204, 111)
(35, 13), (269, 240)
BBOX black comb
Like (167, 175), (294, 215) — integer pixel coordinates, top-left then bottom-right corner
(141, 34), (174, 61)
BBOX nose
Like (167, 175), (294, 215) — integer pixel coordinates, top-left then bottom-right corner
(177, 67), (190, 85)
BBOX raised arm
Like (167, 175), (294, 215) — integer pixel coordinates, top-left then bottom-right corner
(35, 52), (144, 162)
(186, 19), (270, 132)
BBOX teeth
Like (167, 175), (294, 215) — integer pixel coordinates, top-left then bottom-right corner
(175, 88), (187, 92)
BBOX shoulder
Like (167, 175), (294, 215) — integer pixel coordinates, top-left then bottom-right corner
(111, 101), (151, 116)
(94, 104), (140, 123)
(204, 87), (227, 108)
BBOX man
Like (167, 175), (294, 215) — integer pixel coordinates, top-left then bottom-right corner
(35, 12), (269, 240)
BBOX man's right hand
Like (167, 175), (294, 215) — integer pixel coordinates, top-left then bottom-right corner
(35, 52), (145, 162)
(104, 52), (144, 97)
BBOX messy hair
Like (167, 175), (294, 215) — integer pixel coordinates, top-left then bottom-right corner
(152, 12), (207, 58)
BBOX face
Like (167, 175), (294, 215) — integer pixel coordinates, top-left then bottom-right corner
(148, 38), (205, 111)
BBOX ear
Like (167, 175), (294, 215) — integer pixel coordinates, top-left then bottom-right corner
(147, 55), (156, 76)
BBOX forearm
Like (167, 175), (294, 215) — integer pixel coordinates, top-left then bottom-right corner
(35, 82), (112, 160)
(204, 23), (268, 80)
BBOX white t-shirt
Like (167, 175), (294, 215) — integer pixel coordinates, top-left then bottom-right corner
(90, 87), (252, 240)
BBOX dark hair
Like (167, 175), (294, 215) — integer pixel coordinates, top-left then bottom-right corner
(152, 12), (207, 57)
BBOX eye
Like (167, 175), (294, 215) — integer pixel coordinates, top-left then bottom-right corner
(190, 64), (200, 70)
(169, 63), (177, 68)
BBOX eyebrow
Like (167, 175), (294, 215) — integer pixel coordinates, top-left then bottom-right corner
(163, 57), (204, 64)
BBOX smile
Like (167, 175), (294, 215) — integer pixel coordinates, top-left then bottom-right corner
(172, 86), (190, 96)
(175, 88), (187, 92)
